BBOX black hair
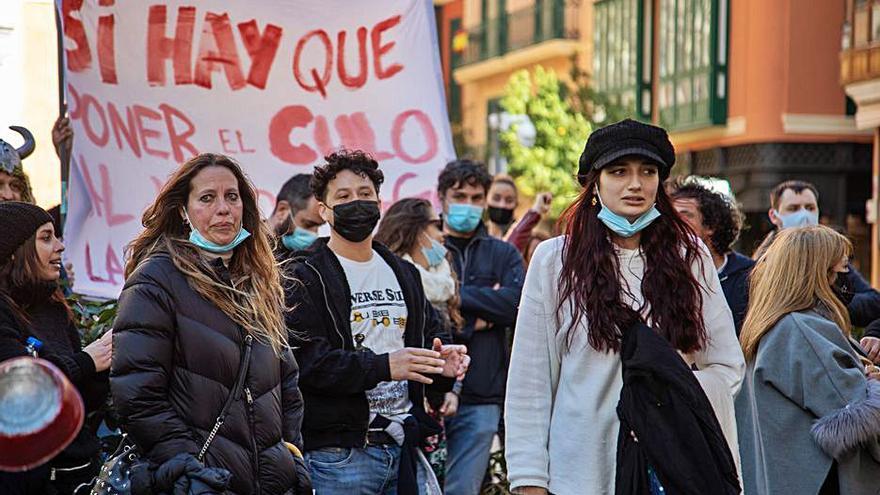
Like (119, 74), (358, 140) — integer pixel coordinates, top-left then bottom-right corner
(274, 174), (313, 215)
(437, 159), (492, 198)
(770, 180), (819, 210)
(310, 150), (384, 202)
(669, 179), (743, 255)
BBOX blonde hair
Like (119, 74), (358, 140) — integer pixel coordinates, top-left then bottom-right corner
(740, 225), (852, 361)
(126, 153), (289, 356)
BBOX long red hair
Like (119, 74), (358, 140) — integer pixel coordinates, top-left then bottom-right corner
(556, 168), (707, 353)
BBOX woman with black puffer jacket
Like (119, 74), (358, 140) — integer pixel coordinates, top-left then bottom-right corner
(0, 201), (111, 495)
(111, 153), (310, 495)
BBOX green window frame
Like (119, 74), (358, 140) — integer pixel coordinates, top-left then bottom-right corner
(480, 0), (507, 60)
(594, 0), (641, 116)
(592, 0), (728, 129)
(449, 18), (463, 123)
(657, 0), (729, 130)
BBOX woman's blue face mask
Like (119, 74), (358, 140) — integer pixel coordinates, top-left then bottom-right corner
(421, 236), (448, 268)
(595, 190), (661, 238)
(184, 209), (251, 253)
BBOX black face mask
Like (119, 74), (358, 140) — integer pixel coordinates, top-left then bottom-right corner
(331, 200), (380, 243)
(487, 206), (514, 225)
(833, 273), (855, 307)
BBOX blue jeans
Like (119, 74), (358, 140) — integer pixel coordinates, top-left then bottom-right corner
(305, 445), (426, 495)
(443, 403), (502, 495)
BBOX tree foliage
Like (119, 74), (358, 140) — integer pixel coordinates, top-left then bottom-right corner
(499, 66), (591, 216)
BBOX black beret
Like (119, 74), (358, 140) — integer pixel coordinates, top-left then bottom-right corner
(0, 201), (53, 265)
(578, 119), (676, 179)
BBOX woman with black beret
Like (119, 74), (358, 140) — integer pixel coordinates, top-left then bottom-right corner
(504, 120), (745, 494)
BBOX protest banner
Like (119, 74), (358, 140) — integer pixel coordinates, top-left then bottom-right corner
(56, 0), (455, 299)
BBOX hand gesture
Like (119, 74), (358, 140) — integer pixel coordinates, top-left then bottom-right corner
(861, 336), (880, 363)
(440, 392), (459, 417)
(432, 338), (469, 381)
(531, 192), (553, 216)
(64, 261), (76, 288)
(389, 347), (445, 384)
(84, 329), (113, 372)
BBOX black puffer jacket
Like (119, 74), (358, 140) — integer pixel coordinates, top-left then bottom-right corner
(112, 254), (304, 495)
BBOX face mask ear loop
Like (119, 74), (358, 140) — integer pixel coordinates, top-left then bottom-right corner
(594, 186), (607, 209)
(182, 208), (193, 228)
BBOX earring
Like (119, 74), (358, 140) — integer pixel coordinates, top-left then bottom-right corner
(591, 196), (598, 207)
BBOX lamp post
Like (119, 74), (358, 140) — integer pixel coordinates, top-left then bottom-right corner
(487, 112), (536, 175)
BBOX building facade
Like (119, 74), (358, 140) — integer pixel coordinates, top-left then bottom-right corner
(442, 0), (873, 270)
(841, 0), (880, 285)
(595, 0), (872, 268)
(441, 0), (593, 163)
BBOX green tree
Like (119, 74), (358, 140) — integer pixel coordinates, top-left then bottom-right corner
(499, 66), (591, 217)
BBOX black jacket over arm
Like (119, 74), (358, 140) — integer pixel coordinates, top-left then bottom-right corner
(281, 239), (454, 451)
(616, 322), (740, 495)
(111, 254), (304, 495)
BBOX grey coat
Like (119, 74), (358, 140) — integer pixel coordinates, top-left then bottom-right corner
(737, 310), (880, 495)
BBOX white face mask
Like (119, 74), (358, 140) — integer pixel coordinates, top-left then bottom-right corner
(774, 208), (818, 229)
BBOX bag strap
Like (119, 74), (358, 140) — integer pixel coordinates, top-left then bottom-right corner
(198, 333), (253, 462)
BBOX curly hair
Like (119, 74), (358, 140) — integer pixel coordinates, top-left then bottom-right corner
(310, 150), (385, 202)
(669, 179), (744, 255)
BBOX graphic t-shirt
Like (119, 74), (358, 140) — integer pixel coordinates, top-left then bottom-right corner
(336, 250), (412, 416)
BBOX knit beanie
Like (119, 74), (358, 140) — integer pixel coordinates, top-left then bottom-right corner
(578, 119), (676, 180)
(0, 201), (53, 264)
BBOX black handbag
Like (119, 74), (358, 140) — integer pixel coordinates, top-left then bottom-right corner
(91, 335), (254, 495)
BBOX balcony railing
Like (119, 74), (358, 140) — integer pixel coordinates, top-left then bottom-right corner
(841, 0), (880, 85)
(454, 0), (580, 68)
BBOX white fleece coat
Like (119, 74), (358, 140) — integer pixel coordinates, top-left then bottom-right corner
(504, 236), (745, 494)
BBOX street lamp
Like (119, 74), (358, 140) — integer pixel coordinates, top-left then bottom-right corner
(487, 112), (536, 175)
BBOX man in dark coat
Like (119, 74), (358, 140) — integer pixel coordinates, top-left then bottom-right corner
(670, 180), (754, 335)
(436, 160), (524, 495)
(283, 151), (468, 494)
(751, 180), (880, 361)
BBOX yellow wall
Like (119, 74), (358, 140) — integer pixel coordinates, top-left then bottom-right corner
(454, 0), (593, 150)
(0, 0), (60, 208)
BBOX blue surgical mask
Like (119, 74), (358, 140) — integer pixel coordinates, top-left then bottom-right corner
(421, 237), (448, 268)
(185, 210), (251, 253)
(282, 227), (318, 251)
(445, 203), (483, 233)
(774, 208), (818, 229)
(595, 191), (661, 238)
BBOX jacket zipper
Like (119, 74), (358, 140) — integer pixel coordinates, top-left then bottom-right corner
(236, 334), (260, 494)
(304, 259), (348, 350)
(245, 386), (261, 494)
(447, 238), (477, 284)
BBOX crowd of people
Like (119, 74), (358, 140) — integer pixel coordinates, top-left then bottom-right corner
(1, 116), (880, 495)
